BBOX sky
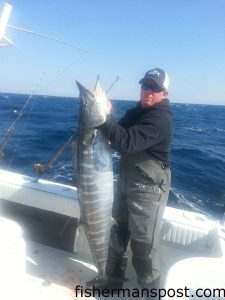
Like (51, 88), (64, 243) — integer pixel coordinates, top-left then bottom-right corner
(0, 0), (225, 105)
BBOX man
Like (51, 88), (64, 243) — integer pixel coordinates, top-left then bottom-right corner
(88, 68), (173, 290)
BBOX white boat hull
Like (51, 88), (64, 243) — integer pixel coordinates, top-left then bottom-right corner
(0, 169), (225, 298)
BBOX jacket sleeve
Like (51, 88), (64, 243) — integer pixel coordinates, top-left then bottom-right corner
(118, 107), (139, 127)
(100, 114), (162, 154)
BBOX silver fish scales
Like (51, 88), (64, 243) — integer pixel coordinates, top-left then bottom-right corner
(75, 79), (113, 278)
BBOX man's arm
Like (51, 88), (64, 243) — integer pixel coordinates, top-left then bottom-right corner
(100, 114), (162, 154)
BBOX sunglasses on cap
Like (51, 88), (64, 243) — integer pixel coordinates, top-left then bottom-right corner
(141, 82), (164, 93)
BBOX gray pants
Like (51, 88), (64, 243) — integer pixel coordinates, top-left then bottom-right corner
(106, 151), (171, 287)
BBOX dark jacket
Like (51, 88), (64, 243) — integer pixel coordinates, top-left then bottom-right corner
(100, 99), (173, 164)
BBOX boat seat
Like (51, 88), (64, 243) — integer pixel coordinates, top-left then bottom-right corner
(164, 256), (225, 297)
(160, 220), (214, 252)
(160, 208), (219, 255)
(0, 217), (26, 299)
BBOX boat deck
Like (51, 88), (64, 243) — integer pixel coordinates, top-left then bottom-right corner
(1, 170), (225, 299)
(16, 240), (139, 300)
(24, 240), (96, 300)
(8, 230), (225, 300)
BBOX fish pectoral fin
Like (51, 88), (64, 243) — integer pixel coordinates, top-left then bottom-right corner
(74, 218), (86, 253)
(77, 218), (84, 228)
(111, 217), (118, 226)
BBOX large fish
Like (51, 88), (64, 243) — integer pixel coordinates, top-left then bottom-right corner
(74, 79), (113, 280)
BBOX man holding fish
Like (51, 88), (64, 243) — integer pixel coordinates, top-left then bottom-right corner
(85, 67), (173, 291)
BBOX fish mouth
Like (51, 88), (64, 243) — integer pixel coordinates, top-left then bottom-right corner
(76, 80), (92, 96)
(76, 79), (107, 128)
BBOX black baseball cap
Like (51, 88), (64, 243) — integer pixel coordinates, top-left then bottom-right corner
(139, 68), (169, 91)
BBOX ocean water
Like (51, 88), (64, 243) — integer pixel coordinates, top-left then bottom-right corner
(0, 93), (225, 220)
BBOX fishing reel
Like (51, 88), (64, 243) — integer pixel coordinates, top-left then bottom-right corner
(33, 163), (48, 176)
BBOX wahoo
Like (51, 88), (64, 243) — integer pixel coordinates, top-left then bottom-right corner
(74, 79), (113, 279)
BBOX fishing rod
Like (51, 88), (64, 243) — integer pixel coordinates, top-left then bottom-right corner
(33, 134), (75, 178)
(0, 3), (87, 52)
(0, 72), (46, 160)
(0, 2), (88, 161)
(7, 25), (87, 52)
(106, 76), (119, 95)
(33, 76), (120, 179)
(95, 75), (119, 95)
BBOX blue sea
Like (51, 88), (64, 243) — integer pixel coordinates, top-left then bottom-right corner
(0, 93), (224, 220)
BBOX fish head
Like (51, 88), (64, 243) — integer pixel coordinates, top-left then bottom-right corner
(76, 80), (108, 128)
